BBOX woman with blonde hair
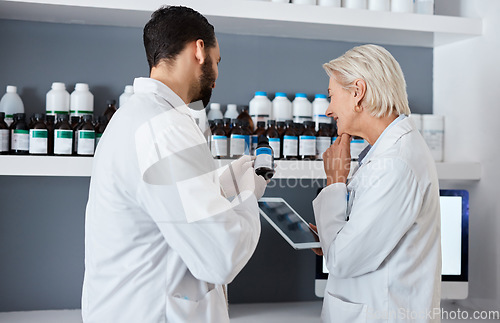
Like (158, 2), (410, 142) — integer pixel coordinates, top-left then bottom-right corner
(312, 44), (441, 323)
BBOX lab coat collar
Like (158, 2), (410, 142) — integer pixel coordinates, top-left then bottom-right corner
(360, 116), (416, 165)
(133, 77), (192, 116)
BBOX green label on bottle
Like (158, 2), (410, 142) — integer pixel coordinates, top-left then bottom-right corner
(79, 130), (95, 139)
(31, 130), (48, 138)
(56, 130), (73, 139)
(13, 129), (29, 134)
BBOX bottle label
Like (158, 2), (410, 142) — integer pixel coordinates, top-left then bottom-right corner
(283, 135), (298, 157)
(269, 138), (281, 158)
(77, 130), (95, 155)
(11, 129), (29, 151)
(0, 129), (9, 152)
(211, 135), (227, 157)
(243, 135), (251, 155)
(251, 135), (258, 155)
(230, 134), (246, 157)
(316, 137), (332, 159)
(299, 135), (316, 156)
(350, 139), (368, 160)
(254, 147), (273, 170)
(29, 129), (48, 154)
(54, 129), (73, 155)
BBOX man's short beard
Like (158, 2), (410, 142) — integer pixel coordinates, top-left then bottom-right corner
(191, 55), (216, 108)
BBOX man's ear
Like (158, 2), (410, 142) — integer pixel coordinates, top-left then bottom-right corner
(353, 78), (366, 107)
(194, 39), (206, 65)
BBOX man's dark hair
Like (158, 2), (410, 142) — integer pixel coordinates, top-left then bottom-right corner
(143, 6), (216, 71)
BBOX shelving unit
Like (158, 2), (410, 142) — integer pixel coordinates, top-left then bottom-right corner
(0, 156), (482, 180)
(0, 0), (482, 48)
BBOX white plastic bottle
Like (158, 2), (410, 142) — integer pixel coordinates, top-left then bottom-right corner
(207, 103), (224, 121)
(0, 85), (25, 127)
(292, 0), (316, 4)
(318, 0), (341, 6)
(312, 94), (331, 131)
(391, 0), (413, 13)
(422, 114), (444, 162)
(343, 0), (367, 9)
(119, 85), (134, 108)
(415, 0), (434, 14)
(224, 104), (239, 119)
(368, 0), (390, 11)
(272, 92), (293, 122)
(46, 82), (70, 117)
(70, 83), (94, 117)
(292, 93), (312, 124)
(249, 91), (272, 130)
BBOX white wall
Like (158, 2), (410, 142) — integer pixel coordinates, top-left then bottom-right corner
(434, 0), (500, 311)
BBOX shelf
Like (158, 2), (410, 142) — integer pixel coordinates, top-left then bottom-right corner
(0, 156), (481, 180)
(0, 0), (482, 48)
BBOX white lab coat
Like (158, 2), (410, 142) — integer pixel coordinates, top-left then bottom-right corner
(82, 78), (261, 323)
(313, 117), (441, 323)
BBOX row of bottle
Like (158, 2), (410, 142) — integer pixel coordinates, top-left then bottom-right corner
(207, 92), (332, 131)
(256, 0), (434, 15)
(0, 84), (133, 126)
(209, 118), (368, 160)
(0, 112), (108, 156)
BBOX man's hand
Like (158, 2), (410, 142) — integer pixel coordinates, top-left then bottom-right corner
(323, 134), (352, 186)
(309, 223), (323, 256)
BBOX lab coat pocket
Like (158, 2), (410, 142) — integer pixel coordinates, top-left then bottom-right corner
(323, 292), (367, 323)
(166, 286), (229, 323)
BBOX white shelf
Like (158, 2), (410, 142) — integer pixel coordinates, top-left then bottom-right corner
(0, 0), (482, 48)
(0, 156), (481, 180)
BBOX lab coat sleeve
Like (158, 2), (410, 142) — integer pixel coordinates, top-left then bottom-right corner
(135, 120), (261, 285)
(313, 158), (423, 279)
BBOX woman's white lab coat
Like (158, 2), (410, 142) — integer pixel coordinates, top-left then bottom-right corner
(313, 117), (442, 323)
(82, 78), (261, 322)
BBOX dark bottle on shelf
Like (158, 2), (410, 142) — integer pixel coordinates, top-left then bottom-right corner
(45, 114), (55, 155)
(223, 118), (231, 135)
(252, 121), (266, 156)
(299, 121), (317, 161)
(282, 120), (298, 160)
(103, 99), (117, 122)
(265, 120), (281, 160)
(237, 106), (254, 131)
(254, 135), (275, 180)
(276, 121), (286, 137)
(241, 120), (252, 156)
(316, 123), (333, 160)
(210, 119), (228, 159)
(70, 116), (81, 130)
(229, 119), (245, 159)
(209, 120), (216, 134)
(94, 116), (108, 149)
(10, 113), (29, 155)
(0, 112), (9, 155)
(76, 115), (95, 156)
(54, 114), (73, 156)
(29, 113), (48, 155)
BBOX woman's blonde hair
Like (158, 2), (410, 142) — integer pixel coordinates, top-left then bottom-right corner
(323, 44), (411, 118)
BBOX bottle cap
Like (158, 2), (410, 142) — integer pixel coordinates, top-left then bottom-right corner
(106, 99), (116, 105)
(0, 112), (5, 118)
(295, 93), (307, 98)
(214, 119), (223, 125)
(267, 120), (276, 126)
(14, 113), (25, 119)
(210, 103), (221, 110)
(231, 118), (239, 124)
(6, 85), (17, 93)
(46, 115), (55, 122)
(277, 121), (286, 127)
(71, 116), (81, 122)
(315, 94), (327, 99)
(223, 118), (231, 123)
(304, 121), (315, 127)
(124, 85), (134, 94)
(285, 120), (294, 126)
(33, 113), (44, 120)
(75, 83), (89, 91)
(275, 92), (287, 98)
(257, 121), (265, 128)
(82, 114), (93, 122)
(255, 91), (267, 97)
(319, 122), (329, 129)
(227, 104), (237, 110)
(52, 82), (66, 90)
(57, 114), (69, 122)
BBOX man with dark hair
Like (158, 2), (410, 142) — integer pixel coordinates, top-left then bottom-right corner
(82, 6), (266, 322)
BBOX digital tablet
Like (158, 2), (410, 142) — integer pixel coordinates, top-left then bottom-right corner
(258, 197), (321, 250)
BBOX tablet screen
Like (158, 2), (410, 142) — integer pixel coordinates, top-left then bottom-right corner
(258, 200), (318, 244)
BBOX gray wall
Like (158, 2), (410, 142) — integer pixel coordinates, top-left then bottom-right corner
(0, 19), (433, 311)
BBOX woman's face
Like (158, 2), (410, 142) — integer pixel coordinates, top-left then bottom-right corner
(325, 77), (358, 136)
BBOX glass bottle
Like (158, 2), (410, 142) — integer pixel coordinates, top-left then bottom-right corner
(316, 123), (333, 160)
(282, 120), (298, 160)
(94, 116), (108, 148)
(76, 115), (95, 156)
(0, 112), (9, 154)
(254, 135), (275, 180)
(45, 114), (55, 155)
(229, 119), (245, 159)
(299, 121), (316, 160)
(210, 119), (228, 159)
(252, 121), (266, 156)
(10, 113), (29, 155)
(54, 114), (73, 156)
(103, 99), (117, 122)
(237, 106), (254, 131)
(265, 120), (281, 160)
(29, 113), (48, 155)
